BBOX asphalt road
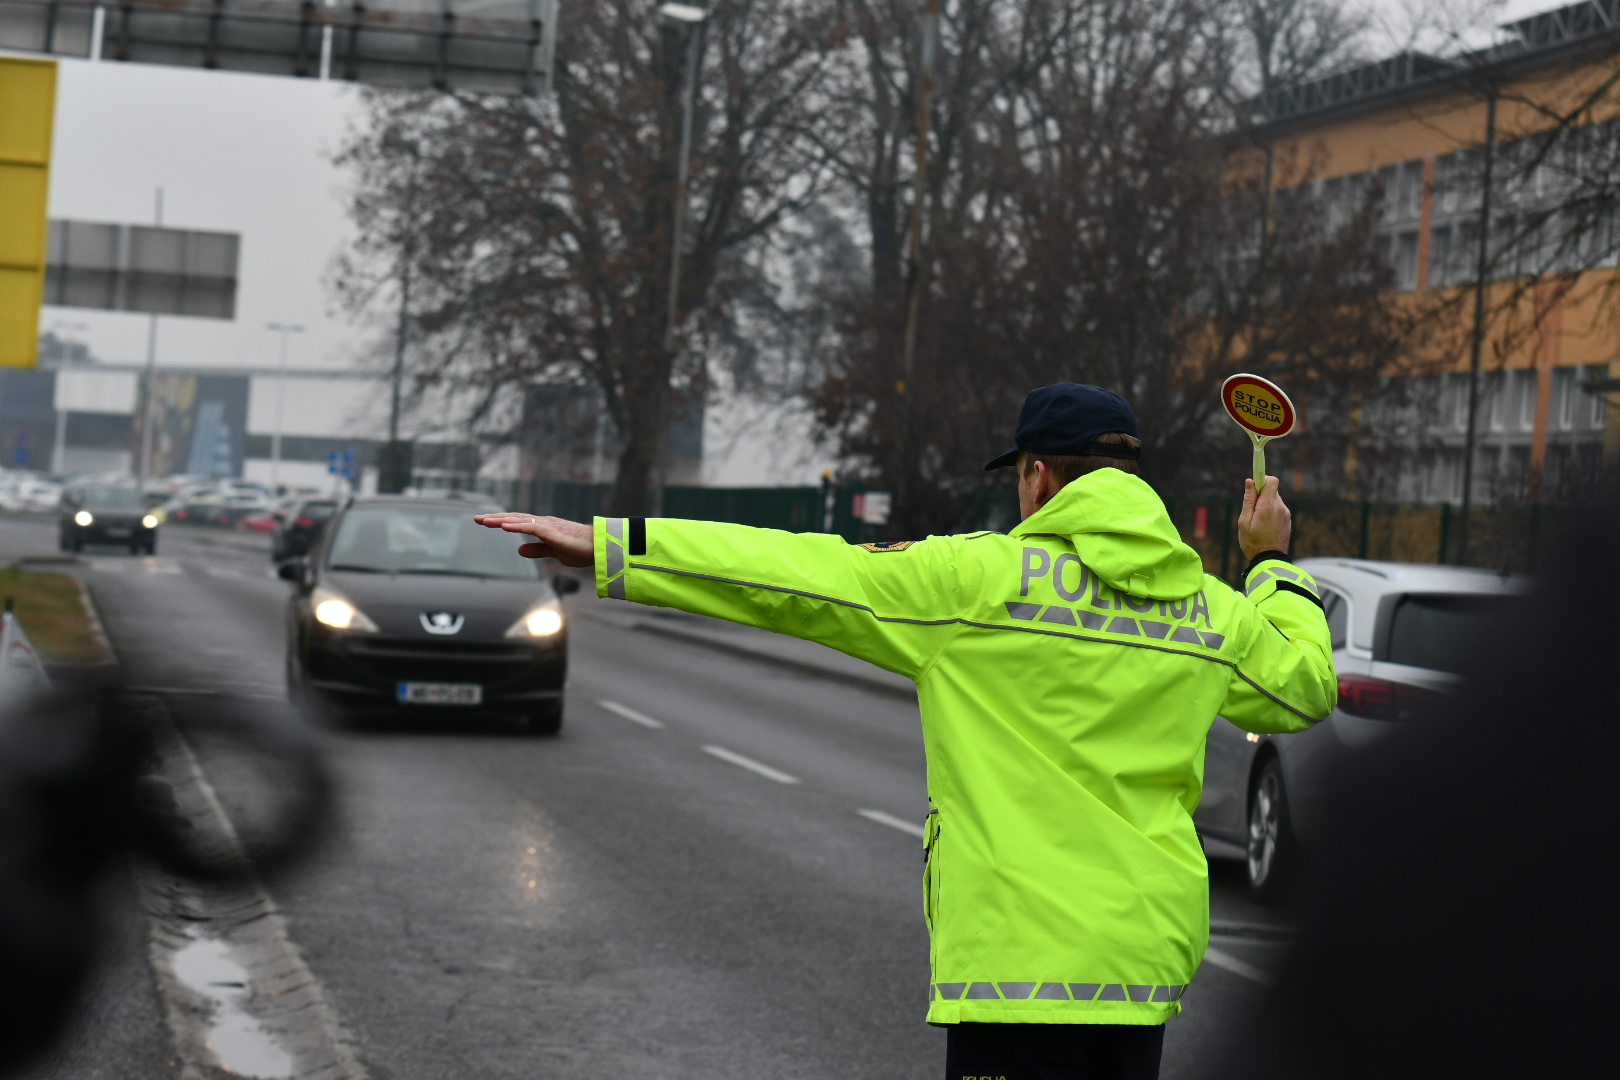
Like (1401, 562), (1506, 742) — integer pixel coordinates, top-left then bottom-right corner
(0, 512), (1289, 1080)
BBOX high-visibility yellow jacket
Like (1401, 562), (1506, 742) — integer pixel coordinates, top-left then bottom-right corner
(592, 468), (1335, 1025)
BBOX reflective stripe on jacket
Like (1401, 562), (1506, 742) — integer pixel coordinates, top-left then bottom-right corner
(592, 469), (1335, 1025)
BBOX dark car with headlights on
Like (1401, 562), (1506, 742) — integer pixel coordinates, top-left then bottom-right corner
(282, 496), (579, 733)
(59, 484), (159, 553)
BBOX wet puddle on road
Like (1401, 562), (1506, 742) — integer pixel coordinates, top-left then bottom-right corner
(171, 932), (294, 1078)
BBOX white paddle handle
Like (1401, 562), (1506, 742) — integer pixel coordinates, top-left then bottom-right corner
(1252, 436), (1267, 494)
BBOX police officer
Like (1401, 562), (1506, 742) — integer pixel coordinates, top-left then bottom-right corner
(476, 383), (1335, 1080)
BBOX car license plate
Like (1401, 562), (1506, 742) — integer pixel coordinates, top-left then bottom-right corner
(397, 682), (482, 706)
(106, 527), (131, 538)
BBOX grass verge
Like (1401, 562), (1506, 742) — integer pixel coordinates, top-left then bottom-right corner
(0, 564), (109, 664)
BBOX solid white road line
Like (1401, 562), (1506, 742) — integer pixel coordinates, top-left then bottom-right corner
(1202, 946), (1273, 986)
(701, 745), (801, 785)
(597, 699), (665, 729)
(857, 808), (926, 838)
(87, 559), (125, 573)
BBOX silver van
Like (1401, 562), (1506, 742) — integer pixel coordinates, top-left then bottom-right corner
(1196, 559), (1526, 899)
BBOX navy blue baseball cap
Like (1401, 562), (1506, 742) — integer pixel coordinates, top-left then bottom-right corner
(983, 383), (1139, 471)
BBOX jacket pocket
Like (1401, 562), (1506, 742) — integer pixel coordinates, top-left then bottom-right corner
(922, 809), (942, 937)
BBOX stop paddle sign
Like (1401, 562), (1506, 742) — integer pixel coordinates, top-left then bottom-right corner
(1220, 374), (1296, 494)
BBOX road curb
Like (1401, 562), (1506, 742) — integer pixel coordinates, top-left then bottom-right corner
(141, 708), (369, 1080)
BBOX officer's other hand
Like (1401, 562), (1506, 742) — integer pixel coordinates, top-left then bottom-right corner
(1238, 476), (1291, 559)
(473, 513), (594, 567)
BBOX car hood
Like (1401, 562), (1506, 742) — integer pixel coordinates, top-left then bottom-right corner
(320, 570), (556, 641)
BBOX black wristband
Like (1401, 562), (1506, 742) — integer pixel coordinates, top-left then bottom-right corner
(1243, 549), (1291, 581)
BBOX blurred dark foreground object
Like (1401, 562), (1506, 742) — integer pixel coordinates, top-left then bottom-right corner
(0, 681), (330, 1073)
(1209, 493), (1619, 1078)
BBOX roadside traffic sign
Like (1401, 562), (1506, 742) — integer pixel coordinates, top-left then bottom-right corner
(1220, 374), (1296, 495)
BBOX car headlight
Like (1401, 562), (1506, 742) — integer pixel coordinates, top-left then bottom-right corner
(142, 514), (159, 529)
(312, 586), (379, 632)
(505, 606), (564, 638)
(74, 510), (93, 526)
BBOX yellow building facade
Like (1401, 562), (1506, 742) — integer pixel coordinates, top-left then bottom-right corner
(1251, 2), (1620, 503)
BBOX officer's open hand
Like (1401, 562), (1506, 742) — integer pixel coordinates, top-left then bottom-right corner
(473, 513), (595, 567)
(1238, 476), (1292, 560)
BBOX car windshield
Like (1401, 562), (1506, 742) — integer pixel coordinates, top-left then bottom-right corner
(300, 501), (337, 520)
(1387, 594), (1513, 675)
(81, 486), (145, 510)
(325, 505), (539, 580)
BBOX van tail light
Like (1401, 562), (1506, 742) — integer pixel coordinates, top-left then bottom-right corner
(1336, 674), (1448, 721)
(294, 517), (315, 528)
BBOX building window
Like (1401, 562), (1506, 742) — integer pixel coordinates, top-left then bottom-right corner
(1584, 366), (1610, 428)
(1427, 225), (1451, 287)
(1394, 231), (1420, 290)
(1516, 369), (1538, 431)
(1552, 367), (1573, 429)
(1485, 371), (1506, 431)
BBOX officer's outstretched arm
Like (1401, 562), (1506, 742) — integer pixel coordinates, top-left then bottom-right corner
(1218, 557), (1337, 734)
(584, 515), (971, 680)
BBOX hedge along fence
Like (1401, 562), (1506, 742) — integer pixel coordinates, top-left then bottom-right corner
(1164, 496), (1564, 583)
(414, 473), (1559, 581)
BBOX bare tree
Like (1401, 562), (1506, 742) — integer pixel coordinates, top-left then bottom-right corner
(808, 0), (1396, 532)
(331, 0), (845, 513)
(1231, 0), (1369, 94)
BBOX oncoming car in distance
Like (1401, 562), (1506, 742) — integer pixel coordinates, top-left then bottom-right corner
(282, 496), (580, 734)
(1194, 558), (1524, 899)
(59, 484), (160, 553)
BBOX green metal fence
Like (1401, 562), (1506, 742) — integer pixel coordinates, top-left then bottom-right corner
(414, 473), (1561, 581)
(411, 474), (888, 543)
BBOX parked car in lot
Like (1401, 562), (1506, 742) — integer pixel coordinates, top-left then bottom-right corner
(164, 488), (226, 524)
(283, 496), (580, 734)
(270, 497), (339, 561)
(0, 474), (64, 512)
(58, 483), (159, 553)
(1195, 559), (1524, 899)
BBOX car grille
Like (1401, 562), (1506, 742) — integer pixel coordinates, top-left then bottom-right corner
(339, 638), (544, 684)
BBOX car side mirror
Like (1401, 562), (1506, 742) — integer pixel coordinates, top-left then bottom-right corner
(277, 559), (307, 584)
(553, 573), (581, 595)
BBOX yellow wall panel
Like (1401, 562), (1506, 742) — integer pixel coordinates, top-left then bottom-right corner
(0, 56), (57, 369)
(0, 169), (49, 265)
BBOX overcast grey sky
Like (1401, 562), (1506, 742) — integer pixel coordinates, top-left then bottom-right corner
(43, 57), (364, 374)
(31, 0), (1560, 481)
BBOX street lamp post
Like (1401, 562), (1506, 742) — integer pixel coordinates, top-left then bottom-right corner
(653, 2), (707, 514)
(137, 187), (163, 485)
(49, 320), (88, 475)
(265, 322), (306, 492)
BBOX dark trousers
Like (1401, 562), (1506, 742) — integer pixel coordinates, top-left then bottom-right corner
(945, 1022), (1165, 1080)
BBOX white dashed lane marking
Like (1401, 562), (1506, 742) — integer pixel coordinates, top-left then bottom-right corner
(597, 700), (665, 729)
(857, 808), (926, 838)
(701, 745), (800, 785)
(1201, 946), (1273, 986)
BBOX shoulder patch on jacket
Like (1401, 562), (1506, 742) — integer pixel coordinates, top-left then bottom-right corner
(859, 540), (916, 552)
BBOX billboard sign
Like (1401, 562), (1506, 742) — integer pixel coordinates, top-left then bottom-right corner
(0, 0), (558, 95)
(46, 219), (239, 319)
